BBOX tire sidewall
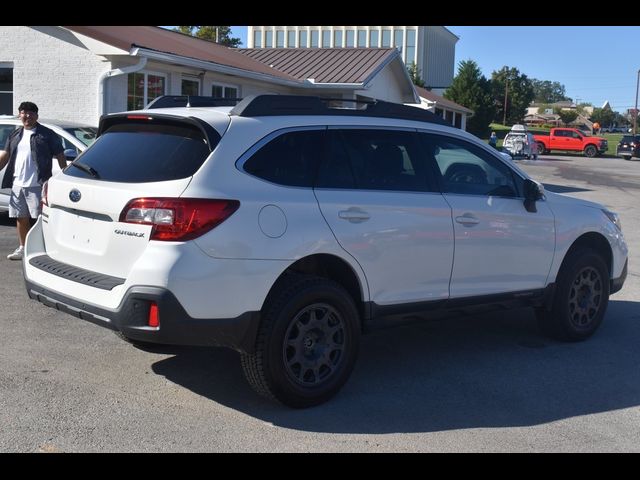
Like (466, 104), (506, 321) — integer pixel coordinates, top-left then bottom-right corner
(262, 281), (360, 407)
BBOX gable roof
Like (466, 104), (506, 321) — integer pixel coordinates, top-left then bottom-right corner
(64, 26), (299, 82)
(414, 86), (473, 114)
(238, 48), (398, 85)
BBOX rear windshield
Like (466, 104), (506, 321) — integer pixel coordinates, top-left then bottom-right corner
(621, 135), (640, 143)
(64, 122), (215, 183)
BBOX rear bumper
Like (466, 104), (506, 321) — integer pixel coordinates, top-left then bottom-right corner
(25, 280), (261, 354)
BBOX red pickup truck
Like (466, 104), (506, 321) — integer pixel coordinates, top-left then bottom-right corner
(534, 128), (608, 157)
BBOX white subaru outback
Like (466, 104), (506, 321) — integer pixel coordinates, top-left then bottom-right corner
(23, 95), (628, 408)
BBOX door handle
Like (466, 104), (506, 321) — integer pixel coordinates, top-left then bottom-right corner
(338, 208), (370, 223)
(455, 214), (480, 226)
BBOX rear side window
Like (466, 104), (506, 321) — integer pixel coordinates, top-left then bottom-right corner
(64, 122), (214, 183)
(243, 129), (324, 187)
(316, 129), (433, 192)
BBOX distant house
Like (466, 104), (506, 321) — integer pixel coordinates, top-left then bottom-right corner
(413, 86), (473, 130)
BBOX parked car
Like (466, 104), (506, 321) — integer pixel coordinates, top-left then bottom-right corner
(502, 124), (538, 159)
(23, 95), (628, 408)
(534, 128), (608, 158)
(616, 135), (640, 160)
(0, 116), (97, 212)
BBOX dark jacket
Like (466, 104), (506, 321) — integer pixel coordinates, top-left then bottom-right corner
(1, 123), (64, 189)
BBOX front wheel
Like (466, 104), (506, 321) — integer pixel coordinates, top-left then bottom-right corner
(241, 276), (360, 408)
(584, 145), (597, 158)
(536, 248), (610, 342)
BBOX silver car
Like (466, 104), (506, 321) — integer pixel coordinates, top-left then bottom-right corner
(0, 116), (97, 212)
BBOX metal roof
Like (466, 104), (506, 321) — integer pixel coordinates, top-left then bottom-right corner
(64, 26), (299, 83)
(239, 48), (397, 84)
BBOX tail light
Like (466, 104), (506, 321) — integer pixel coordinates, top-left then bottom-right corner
(119, 198), (240, 241)
(41, 181), (49, 207)
(148, 302), (159, 328)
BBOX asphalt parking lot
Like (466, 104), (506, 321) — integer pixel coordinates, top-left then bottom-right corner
(1, 153), (639, 452)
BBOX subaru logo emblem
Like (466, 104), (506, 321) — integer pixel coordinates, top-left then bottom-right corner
(69, 189), (81, 203)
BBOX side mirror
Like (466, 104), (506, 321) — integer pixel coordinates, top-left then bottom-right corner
(64, 148), (78, 161)
(523, 179), (544, 213)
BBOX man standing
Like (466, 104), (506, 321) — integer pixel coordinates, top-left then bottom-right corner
(0, 101), (67, 260)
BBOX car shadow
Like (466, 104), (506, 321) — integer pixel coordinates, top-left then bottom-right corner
(151, 300), (640, 433)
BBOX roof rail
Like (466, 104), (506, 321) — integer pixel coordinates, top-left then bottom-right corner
(229, 94), (449, 125)
(146, 95), (242, 109)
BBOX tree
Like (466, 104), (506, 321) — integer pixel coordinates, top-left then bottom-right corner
(531, 79), (570, 104)
(444, 60), (495, 137)
(491, 67), (535, 125)
(407, 62), (425, 88)
(175, 26), (242, 47)
(556, 109), (578, 126)
(590, 107), (616, 128)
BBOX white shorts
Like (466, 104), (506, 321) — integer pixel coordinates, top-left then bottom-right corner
(9, 184), (42, 219)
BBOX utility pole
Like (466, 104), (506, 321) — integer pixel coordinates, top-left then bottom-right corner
(503, 78), (509, 125)
(634, 69), (640, 136)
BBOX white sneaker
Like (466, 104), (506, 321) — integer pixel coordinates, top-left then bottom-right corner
(7, 246), (24, 260)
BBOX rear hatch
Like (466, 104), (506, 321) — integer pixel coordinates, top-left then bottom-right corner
(41, 113), (225, 279)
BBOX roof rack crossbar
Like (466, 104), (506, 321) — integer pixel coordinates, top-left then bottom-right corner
(228, 95), (449, 125)
(146, 95), (242, 109)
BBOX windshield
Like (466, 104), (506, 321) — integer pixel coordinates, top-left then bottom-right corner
(64, 127), (98, 147)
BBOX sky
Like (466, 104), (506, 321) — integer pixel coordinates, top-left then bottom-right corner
(229, 26), (640, 113)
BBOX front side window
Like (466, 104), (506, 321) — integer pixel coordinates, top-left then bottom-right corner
(421, 133), (520, 197)
(243, 129), (325, 187)
(316, 129), (433, 192)
(127, 72), (166, 110)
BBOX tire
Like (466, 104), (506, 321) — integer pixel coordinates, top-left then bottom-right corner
(536, 248), (610, 342)
(241, 276), (360, 408)
(584, 145), (597, 158)
(623, 155), (631, 161)
(537, 142), (546, 155)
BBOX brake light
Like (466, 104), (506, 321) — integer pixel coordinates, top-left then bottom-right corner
(41, 181), (49, 207)
(119, 198), (240, 241)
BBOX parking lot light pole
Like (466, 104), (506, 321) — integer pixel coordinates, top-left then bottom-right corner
(634, 69), (640, 136)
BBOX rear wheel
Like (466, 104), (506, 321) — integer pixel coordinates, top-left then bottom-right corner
(584, 145), (597, 158)
(241, 276), (360, 408)
(537, 142), (546, 155)
(536, 248), (609, 341)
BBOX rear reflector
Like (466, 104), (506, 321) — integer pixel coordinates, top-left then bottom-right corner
(148, 302), (159, 328)
(119, 198), (240, 241)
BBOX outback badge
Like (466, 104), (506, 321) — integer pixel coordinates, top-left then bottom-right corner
(69, 189), (81, 202)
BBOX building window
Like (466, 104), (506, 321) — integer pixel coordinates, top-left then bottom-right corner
(276, 30), (285, 48)
(357, 29), (367, 47)
(181, 78), (199, 96)
(333, 30), (343, 47)
(322, 30), (331, 48)
(0, 66), (13, 114)
(345, 30), (355, 47)
(127, 72), (166, 110)
(299, 30), (308, 48)
(211, 84), (238, 99)
(265, 31), (273, 48)
(369, 30), (379, 47)
(253, 30), (262, 48)
(394, 29), (403, 53)
(310, 30), (319, 48)
(381, 29), (391, 47)
(287, 30), (296, 47)
(406, 29), (416, 64)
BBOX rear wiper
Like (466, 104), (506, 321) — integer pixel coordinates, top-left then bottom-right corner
(69, 161), (100, 179)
